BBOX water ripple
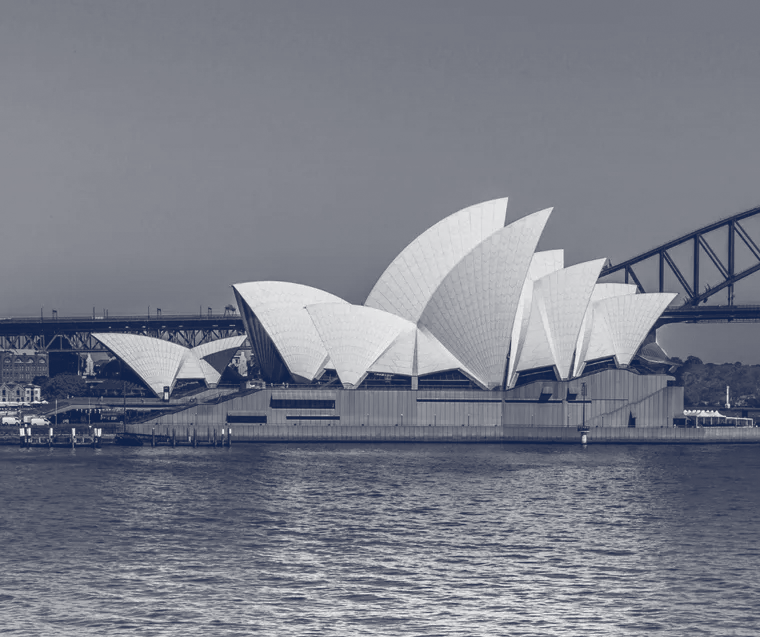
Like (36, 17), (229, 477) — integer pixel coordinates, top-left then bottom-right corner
(2, 443), (760, 635)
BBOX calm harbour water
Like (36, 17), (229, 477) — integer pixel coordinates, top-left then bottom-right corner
(1, 442), (760, 636)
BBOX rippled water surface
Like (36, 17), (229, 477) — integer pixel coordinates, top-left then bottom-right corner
(2, 442), (760, 635)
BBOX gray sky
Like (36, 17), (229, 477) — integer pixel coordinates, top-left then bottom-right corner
(2, 1), (760, 362)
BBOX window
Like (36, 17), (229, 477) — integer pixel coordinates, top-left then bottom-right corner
(270, 398), (335, 410)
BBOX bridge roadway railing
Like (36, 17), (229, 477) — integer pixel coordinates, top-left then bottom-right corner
(0, 314), (246, 351)
(658, 304), (760, 325)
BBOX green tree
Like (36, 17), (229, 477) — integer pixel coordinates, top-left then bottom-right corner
(39, 374), (87, 399)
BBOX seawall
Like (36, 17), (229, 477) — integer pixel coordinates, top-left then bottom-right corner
(125, 422), (760, 444)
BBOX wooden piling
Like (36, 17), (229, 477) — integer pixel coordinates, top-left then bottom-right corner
(151, 427), (156, 447)
(192, 427), (197, 448)
(171, 428), (176, 447)
(227, 427), (231, 447)
(213, 428), (217, 447)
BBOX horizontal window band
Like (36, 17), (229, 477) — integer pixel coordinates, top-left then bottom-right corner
(285, 415), (340, 421)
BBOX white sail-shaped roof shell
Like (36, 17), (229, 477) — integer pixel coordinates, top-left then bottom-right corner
(189, 335), (248, 386)
(507, 250), (565, 387)
(513, 292), (557, 377)
(368, 328), (417, 376)
(307, 304), (414, 388)
(307, 304), (480, 387)
(415, 326), (475, 378)
(93, 333), (191, 397)
(232, 281), (348, 382)
(573, 284), (639, 377)
(418, 208), (552, 388)
(591, 293), (677, 367)
(365, 198), (508, 323)
(515, 259), (607, 380)
(94, 333), (249, 396)
(176, 351), (206, 380)
(366, 324), (480, 382)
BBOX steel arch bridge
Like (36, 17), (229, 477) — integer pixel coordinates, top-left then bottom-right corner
(0, 314), (246, 353)
(599, 205), (760, 325)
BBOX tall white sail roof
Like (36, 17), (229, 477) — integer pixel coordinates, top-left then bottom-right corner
(573, 284), (638, 377)
(418, 208), (552, 388)
(365, 198), (508, 323)
(507, 250), (565, 387)
(232, 281), (348, 382)
(536, 259), (607, 379)
(515, 259), (607, 380)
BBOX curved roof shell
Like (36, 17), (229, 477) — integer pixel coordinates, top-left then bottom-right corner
(94, 333), (248, 396)
(93, 333), (192, 397)
(189, 335), (248, 386)
(368, 328), (417, 376)
(232, 281), (348, 382)
(415, 326), (476, 379)
(306, 304), (414, 388)
(591, 293), (677, 366)
(507, 250), (565, 387)
(573, 284), (638, 377)
(365, 198), (508, 323)
(515, 259), (607, 380)
(418, 208), (552, 388)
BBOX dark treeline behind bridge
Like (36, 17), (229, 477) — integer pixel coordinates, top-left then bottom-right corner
(674, 357), (760, 408)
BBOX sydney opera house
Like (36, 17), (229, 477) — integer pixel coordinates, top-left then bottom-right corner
(101, 198), (685, 429)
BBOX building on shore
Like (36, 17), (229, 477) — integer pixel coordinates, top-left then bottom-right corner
(1, 349), (49, 384)
(127, 197), (684, 430)
(0, 382), (42, 405)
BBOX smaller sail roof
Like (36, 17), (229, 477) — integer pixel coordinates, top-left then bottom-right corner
(94, 333), (248, 397)
(593, 293), (677, 366)
(93, 333), (192, 397)
(307, 304), (413, 388)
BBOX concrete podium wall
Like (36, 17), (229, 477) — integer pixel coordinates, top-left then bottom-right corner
(126, 422), (760, 444)
(134, 369), (684, 430)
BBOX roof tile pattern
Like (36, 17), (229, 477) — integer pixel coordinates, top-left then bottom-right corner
(93, 333), (192, 397)
(573, 284), (638, 376)
(418, 209), (552, 388)
(232, 281), (348, 382)
(369, 328), (417, 376)
(507, 250), (564, 387)
(306, 304), (414, 387)
(365, 198), (508, 323)
(517, 259), (607, 380)
(593, 293), (677, 366)
(415, 326), (475, 379)
(94, 333), (247, 396)
(189, 335), (248, 385)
